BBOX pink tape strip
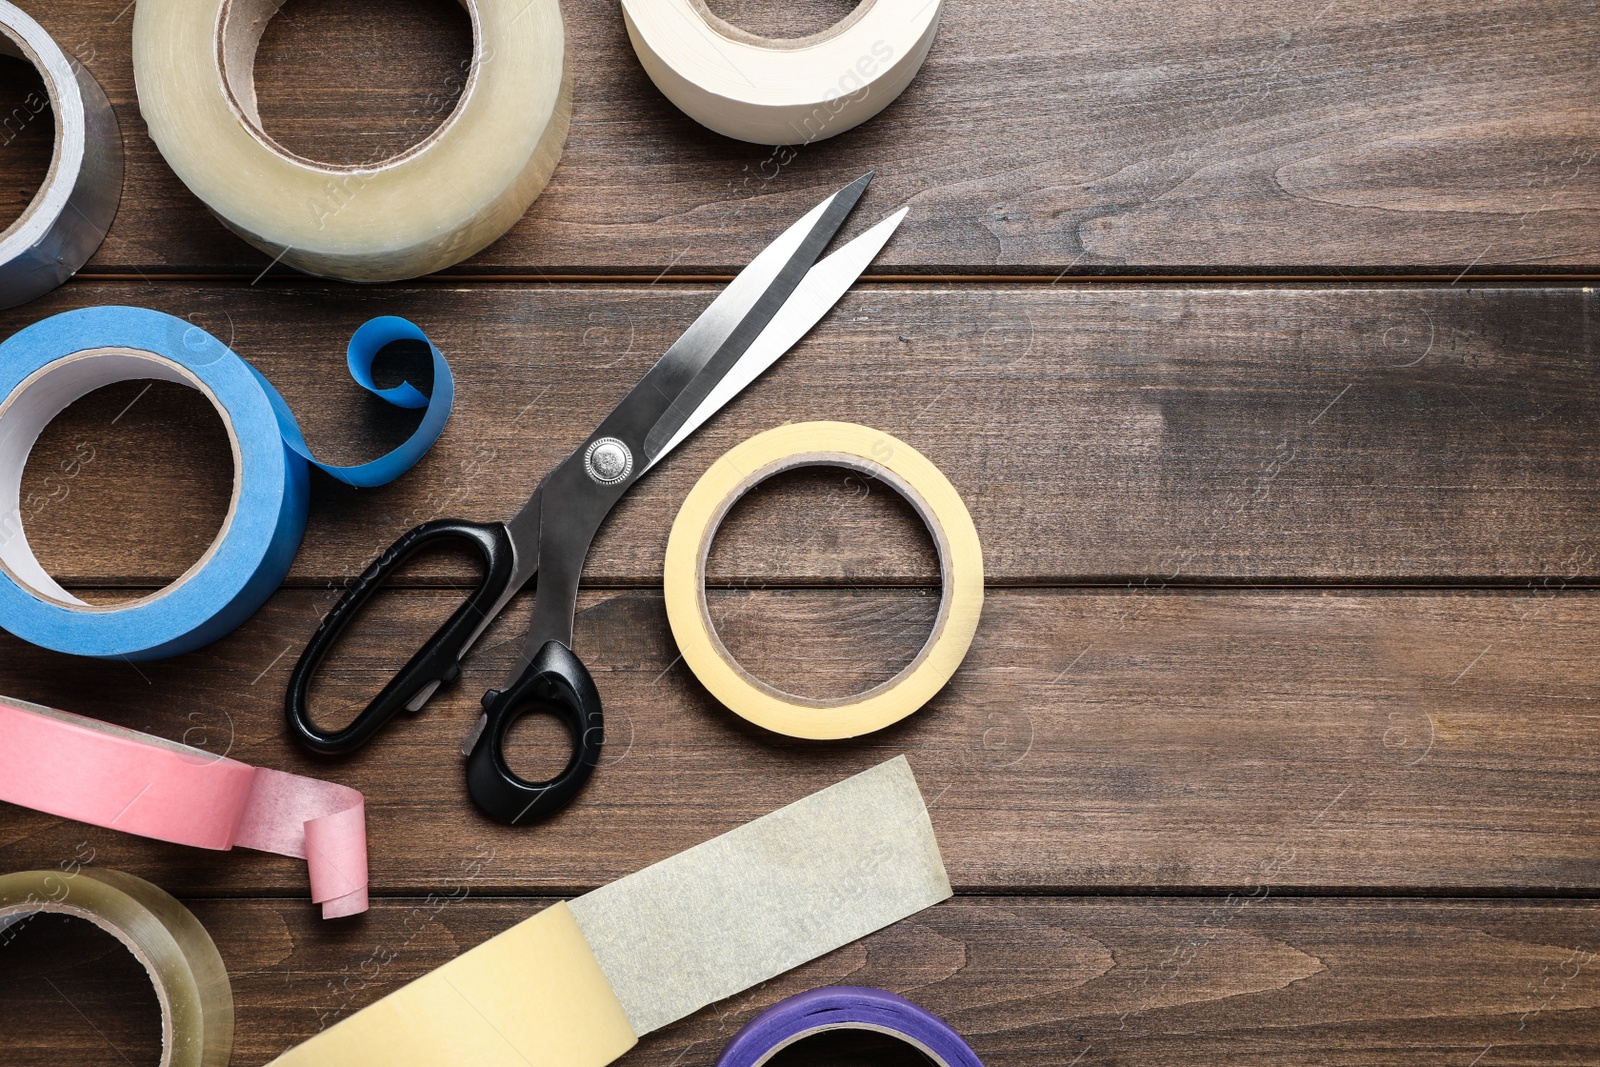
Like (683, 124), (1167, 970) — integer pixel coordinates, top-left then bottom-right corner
(0, 695), (368, 918)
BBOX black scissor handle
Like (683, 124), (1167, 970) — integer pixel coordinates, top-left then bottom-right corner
(286, 518), (517, 755)
(467, 640), (604, 825)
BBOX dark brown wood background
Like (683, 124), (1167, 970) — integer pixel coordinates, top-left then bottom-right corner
(2, 0), (1598, 1064)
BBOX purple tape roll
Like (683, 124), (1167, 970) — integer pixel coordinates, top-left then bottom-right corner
(716, 986), (985, 1067)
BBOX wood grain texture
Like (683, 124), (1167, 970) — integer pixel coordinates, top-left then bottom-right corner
(3, 587), (1598, 895)
(6, 894), (1600, 1067)
(14, 0), (1598, 278)
(1, 2), (1597, 1063)
(10, 283), (1600, 588)
(0, 913), (164, 1067)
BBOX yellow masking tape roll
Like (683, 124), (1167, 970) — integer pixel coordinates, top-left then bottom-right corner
(270, 902), (636, 1067)
(620, 0), (943, 145)
(664, 422), (983, 740)
(132, 0), (570, 283)
(0, 867), (233, 1067)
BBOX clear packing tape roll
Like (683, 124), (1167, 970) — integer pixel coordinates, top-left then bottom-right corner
(665, 422), (983, 740)
(0, 866), (234, 1067)
(269, 757), (951, 1067)
(0, 1), (121, 309)
(621, 0), (943, 145)
(132, 0), (570, 282)
(0, 306), (451, 660)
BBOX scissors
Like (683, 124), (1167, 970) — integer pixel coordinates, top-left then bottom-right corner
(286, 173), (906, 825)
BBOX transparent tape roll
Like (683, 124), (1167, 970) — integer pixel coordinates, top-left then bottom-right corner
(620, 0), (943, 145)
(0, 867), (233, 1067)
(133, 0), (570, 282)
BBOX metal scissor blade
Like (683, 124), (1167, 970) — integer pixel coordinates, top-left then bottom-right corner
(471, 176), (880, 750)
(636, 173), (873, 461)
(646, 207), (909, 468)
(605, 176), (872, 457)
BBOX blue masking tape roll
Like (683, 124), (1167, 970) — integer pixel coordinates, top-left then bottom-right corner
(0, 306), (452, 659)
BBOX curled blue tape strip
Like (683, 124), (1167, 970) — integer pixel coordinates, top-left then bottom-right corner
(716, 987), (985, 1067)
(0, 306), (452, 660)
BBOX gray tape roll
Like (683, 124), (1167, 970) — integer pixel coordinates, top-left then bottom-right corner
(0, 2), (122, 309)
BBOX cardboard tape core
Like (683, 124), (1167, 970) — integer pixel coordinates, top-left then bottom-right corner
(620, 0), (943, 144)
(0, 1), (122, 309)
(697, 455), (951, 708)
(216, 0), (471, 169)
(134, 0), (570, 281)
(0, 868), (234, 1067)
(665, 423), (982, 739)
(0, 348), (242, 612)
(692, 0), (878, 50)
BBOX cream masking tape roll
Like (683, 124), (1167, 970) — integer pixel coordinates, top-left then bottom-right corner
(133, 0), (570, 282)
(0, 866), (234, 1067)
(0, 306), (452, 659)
(665, 422), (983, 740)
(620, 0), (943, 145)
(270, 756), (951, 1067)
(0, 2), (121, 309)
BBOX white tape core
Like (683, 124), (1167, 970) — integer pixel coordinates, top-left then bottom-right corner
(0, 350), (241, 611)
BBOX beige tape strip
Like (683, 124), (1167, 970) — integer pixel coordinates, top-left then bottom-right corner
(568, 754), (951, 1035)
(269, 756), (949, 1066)
(269, 902), (637, 1067)
(0, 867), (233, 1067)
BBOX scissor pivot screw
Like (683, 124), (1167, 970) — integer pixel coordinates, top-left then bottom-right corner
(584, 437), (634, 485)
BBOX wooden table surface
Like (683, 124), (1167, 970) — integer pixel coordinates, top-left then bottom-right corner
(2, 0), (1599, 1064)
